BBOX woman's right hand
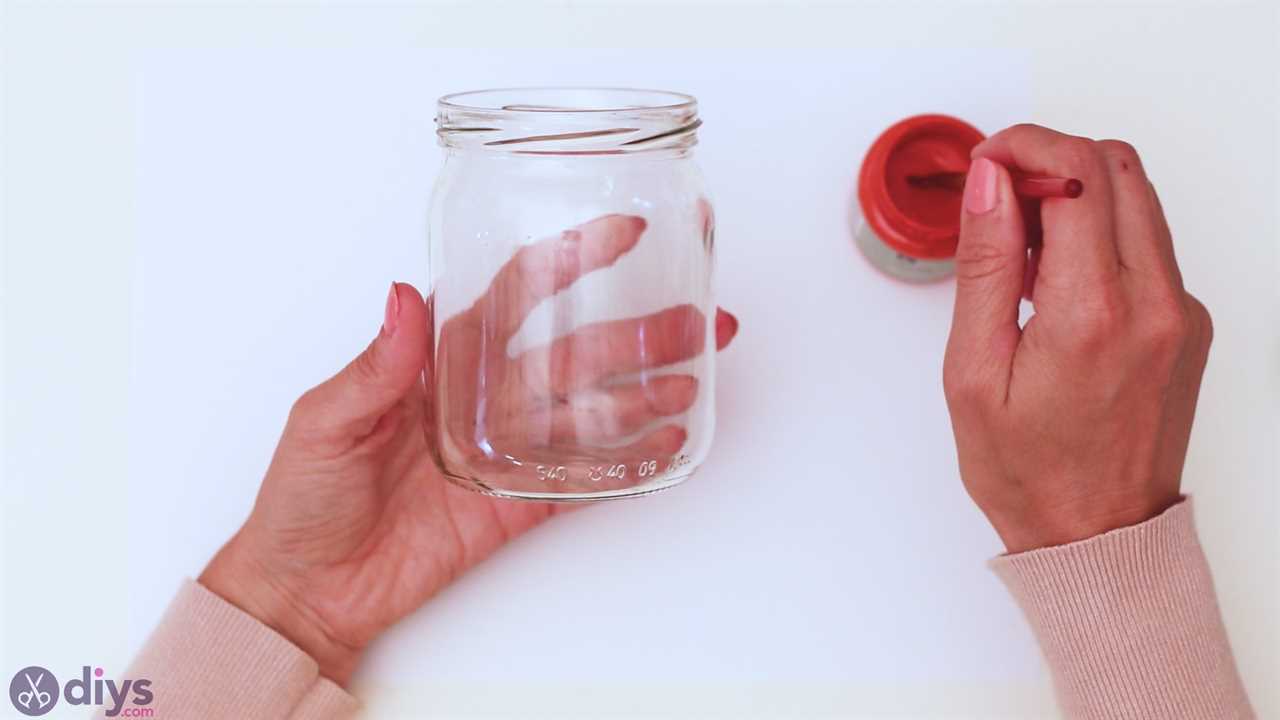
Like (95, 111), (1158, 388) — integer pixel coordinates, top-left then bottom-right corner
(942, 124), (1214, 553)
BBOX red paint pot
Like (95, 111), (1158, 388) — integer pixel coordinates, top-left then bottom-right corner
(854, 114), (985, 283)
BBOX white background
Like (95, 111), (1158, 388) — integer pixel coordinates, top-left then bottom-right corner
(2, 3), (1276, 719)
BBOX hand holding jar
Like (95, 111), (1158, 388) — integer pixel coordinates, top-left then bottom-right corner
(201, 243), (737, 683)
(201, 88), (735, 682)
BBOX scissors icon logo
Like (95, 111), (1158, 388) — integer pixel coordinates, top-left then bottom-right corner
(8, 666), (58, 716)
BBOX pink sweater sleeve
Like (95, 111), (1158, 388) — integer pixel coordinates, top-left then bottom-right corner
(104, 580), (359, 719)
(116, 499), (1249, 719)
(992, 498), (1254, 719)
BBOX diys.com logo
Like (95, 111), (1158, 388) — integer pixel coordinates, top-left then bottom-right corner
(8, 665), (153, 717)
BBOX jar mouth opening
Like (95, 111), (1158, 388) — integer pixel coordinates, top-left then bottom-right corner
(437, 87), (700, 155)
(439, 87), (696, 115)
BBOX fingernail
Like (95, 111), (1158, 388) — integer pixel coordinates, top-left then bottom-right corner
(382, 282), (400, 337)
(715, 308), (739, 348)
(964, 157), (1000, 215)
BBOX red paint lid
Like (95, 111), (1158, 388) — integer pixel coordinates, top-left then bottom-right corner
(857, 114), (986, 260)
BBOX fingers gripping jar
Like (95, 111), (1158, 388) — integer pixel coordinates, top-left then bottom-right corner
(428, 88), (716, 501)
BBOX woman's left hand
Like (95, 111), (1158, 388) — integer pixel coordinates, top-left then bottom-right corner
(200, 223), (737, 685)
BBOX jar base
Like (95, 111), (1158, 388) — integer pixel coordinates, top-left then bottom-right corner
(853, 219), (955, 283)
(442, 469), (696, 502)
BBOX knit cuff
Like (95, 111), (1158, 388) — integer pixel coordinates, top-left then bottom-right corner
(105, 580), (359, 719)
(992, 498), (1253, 719)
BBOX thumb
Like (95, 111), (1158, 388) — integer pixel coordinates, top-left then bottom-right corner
(294, 282), (430, 438)
(946, 157), (1026, 387)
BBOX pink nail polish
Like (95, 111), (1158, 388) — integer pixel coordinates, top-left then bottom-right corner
(964, 157), (1000, 215)
(383, 282), (400, 336)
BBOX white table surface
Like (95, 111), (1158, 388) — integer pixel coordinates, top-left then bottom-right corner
(2, 3), (1276, 718)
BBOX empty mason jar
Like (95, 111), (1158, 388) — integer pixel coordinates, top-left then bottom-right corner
(428, 88), (716, 501)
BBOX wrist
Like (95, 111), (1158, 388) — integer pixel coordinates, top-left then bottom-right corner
(199, 531), (364, 685)
(988, 493), (1182, 554)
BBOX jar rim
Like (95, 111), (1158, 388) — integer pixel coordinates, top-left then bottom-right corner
(437, 87), (700, 155)
(439, 87), (696, 115)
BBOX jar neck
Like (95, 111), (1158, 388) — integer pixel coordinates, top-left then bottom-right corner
(436, 88), (700, 157)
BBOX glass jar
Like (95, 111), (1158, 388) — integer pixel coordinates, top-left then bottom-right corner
(428, 88), (716, 501)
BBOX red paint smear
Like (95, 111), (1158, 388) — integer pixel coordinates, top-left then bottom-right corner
(885, 135), (971, 228)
